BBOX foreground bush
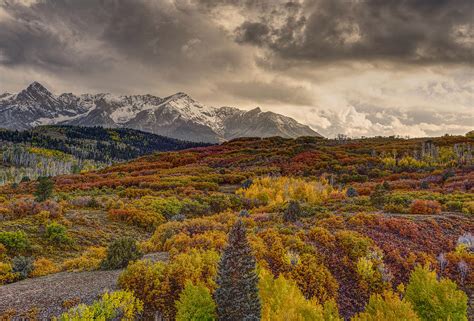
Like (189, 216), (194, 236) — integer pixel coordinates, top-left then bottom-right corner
(101, 238), (143, 270)
(175, 282), (216, 321)
(259, 269), (341, 321)
(405, 265), (467, 321)
(119, 249), (219, 319)
(352, 290), (419, 321)
(55, 290), (143, 321)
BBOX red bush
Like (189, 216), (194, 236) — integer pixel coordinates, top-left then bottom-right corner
(409, 199), (442, 215)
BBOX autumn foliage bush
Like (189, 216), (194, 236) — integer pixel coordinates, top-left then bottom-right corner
(409, 200), (442, 215)
(0, 261), (17, 285)
(259, 269), (341, 321)
(30, 257), (60, 277)
(352, 290), (419, 321)
(56, 290), (143, 321)
(237, 176), (344, 207)
(63, 247), (107, 272)
(119, 249), (219, 319)
(289, 253), (339, 303)
(108, 208), (164, 230)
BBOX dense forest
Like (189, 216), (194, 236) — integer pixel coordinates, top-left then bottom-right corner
(0, 133), (472, 320)
(0, 125), (209, 184)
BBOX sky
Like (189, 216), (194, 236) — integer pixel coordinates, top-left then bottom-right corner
(0, 0), (473, 138)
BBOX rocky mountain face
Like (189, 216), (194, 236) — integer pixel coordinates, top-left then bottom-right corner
(0, 82), (322, 143)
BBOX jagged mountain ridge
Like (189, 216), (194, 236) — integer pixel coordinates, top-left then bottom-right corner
(0, 82), (322, 143)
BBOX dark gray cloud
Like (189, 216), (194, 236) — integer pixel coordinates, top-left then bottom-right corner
(2, 0), (471, 72)
(232, 0), (474, 64)
(0, 0), (472, 138)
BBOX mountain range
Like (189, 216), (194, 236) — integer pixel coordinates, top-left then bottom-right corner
(0, 82), (321, 143)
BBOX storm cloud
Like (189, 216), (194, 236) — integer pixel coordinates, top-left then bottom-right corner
(0, 0), (472, 137)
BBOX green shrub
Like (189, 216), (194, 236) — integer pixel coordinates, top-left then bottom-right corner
(175, 282), (216, 321)
(101, 238), (142, 270)
(12, 256), (34, 280)
(445, 201), (463, 212)
(0, 231), (29, 252)
(352, 290), (419, 321)
(45, 222), (72, 245)
(56, 290), (143, 320)
(405, 265), (467, 321)
(335, 230), (374, 260)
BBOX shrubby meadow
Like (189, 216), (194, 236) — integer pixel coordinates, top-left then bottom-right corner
(0, 134), (473, 320)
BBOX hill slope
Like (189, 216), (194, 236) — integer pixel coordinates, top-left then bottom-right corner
(0, 134), (472, 319)
(0, 125), (208, 184)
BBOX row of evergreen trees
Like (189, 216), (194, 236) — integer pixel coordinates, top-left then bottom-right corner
(0, 125), (209, 163)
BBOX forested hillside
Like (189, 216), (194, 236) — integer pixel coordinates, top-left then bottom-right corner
(0, 134), (472, 320)
(0, 125), (209, 184)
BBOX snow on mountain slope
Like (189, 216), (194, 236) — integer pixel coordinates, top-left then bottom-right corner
(0, 82), (322, 142)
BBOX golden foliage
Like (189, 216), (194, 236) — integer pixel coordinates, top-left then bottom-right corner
(62, 247), (107, 272)
(290, 254), (339, 303)
(259, 269), (341, 321)
(0, 261), (17, 285)
(30, 257), (60, 277)
(237, 176), (344, 207)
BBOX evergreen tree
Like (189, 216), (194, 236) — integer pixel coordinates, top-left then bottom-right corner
(283, 200), (301, 222)
(215, 220), (261, 321)
(100, 237), (142, 270)
(34, 176), (54, 202)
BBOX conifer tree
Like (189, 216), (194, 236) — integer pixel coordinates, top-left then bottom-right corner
(215, 220), (261, 321)
(34, 176), (54, 202)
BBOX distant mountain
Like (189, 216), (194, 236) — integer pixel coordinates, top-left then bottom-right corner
(0, 82), (322, 143)
(0, 125), (208, 163)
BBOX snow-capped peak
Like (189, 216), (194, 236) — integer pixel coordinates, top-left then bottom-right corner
(0, 83), (322, 142)
(20, 81), (55, 100)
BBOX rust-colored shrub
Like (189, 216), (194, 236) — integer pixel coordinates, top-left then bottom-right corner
(409, 200), (442, 215)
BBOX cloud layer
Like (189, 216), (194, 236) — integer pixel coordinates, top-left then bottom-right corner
(0, 0), (472, 137)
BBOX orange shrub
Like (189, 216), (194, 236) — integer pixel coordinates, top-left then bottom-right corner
(409, 200), (442, 215)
